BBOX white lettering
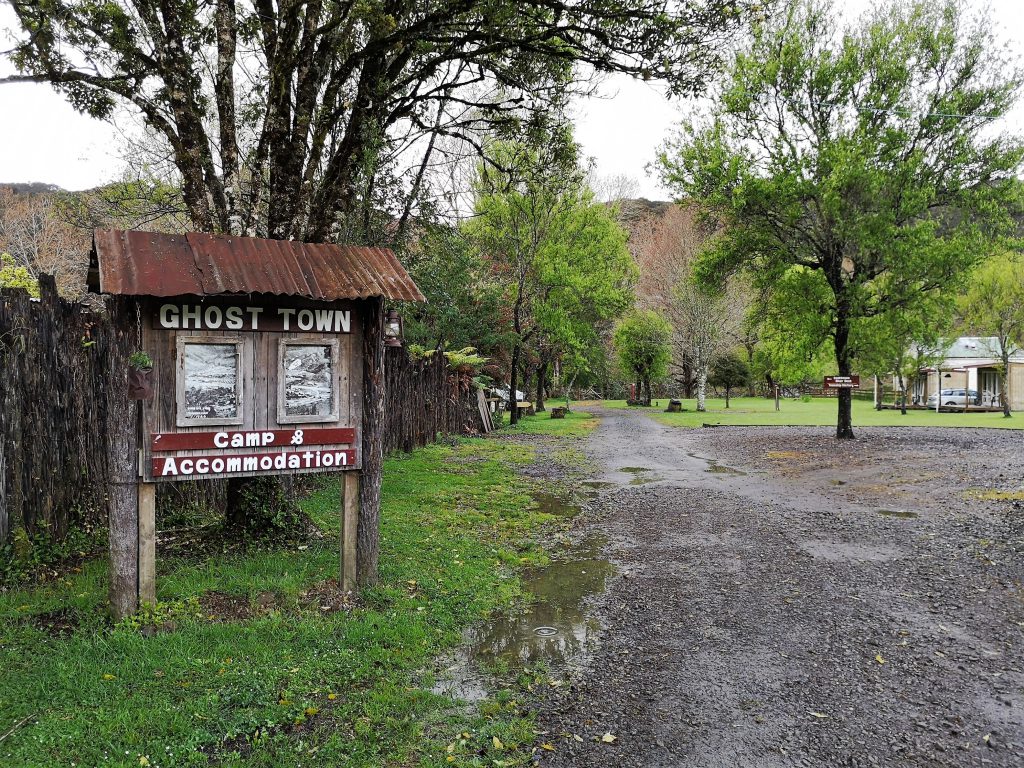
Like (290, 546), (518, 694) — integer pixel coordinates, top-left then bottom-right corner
(336, 451), (347, 466)
(274, 454), (287, 469)
(179, 459), (194, 475)
(337, 310), (351, 333)
(211, 458), (225, 473)
(278, 308), (296, 331)
(214, 432), (229, 448)
(196, 459), (210, 473)
(159, 304), (180, 329)
(322, 451), (334, 467)
(262, 431), (274, 446)
(225, 306), (243, 330)
(260, 456), (273, 470)
(243, 456), (258, 471)
(181, 305), (201, 329)
(245, 433), (261, 447)
(227, 457), (242, 472)
(315, 309), (335, 332)
(231, 433), (244, 447)
(297, 309), (314, 331)
(204, 306), (223, 329)
(302, 450), (314, 467)
(161, 458), (178, 476)
(288, 454), (300, 469)
(246, 307), (263, 329)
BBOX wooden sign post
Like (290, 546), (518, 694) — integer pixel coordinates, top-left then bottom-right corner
(91, 231), (422, 618)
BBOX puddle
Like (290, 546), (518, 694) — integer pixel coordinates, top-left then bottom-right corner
(531, 491), (582, 517)
(705, 460), (746, 476)
(433, 533), (615, 701)
(619, 466), (650, 474)
(629, 475), (661, 486)
(581, 480), (616, 489)
(876, 509), (918, 519)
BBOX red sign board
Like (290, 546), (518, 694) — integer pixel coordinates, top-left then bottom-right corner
(153, 448), (357, 479)
(151, 427), (354, 452)
(823, 375), (860, 390)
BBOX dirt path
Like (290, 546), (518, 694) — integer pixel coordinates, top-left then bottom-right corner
(536, 407), (1024, 767)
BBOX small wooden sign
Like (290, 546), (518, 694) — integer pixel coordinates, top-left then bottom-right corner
(824, 375), (860, 390)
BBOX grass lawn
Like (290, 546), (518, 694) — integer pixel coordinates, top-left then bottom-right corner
(0, 419), (592, 767)
(502, 405), (598, 437)
(594, 396), (1024, 430)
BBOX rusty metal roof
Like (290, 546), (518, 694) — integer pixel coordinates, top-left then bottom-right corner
(90, 229), (424, 302)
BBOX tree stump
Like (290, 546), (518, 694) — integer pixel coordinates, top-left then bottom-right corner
(666, 399), (683, 413)
(550, 407), (567, 419)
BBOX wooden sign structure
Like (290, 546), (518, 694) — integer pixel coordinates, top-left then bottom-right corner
(823, 375), (860, 391)
(90, 229), (424, 618)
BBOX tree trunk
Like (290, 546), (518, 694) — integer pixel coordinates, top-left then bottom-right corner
(834, 311), (855, 439)
(725, 386), (730, 408)
(1002, 353), (1012, 418)
(356, 297), (385, 586)
(897, 372), (907, 416)
(774, 384), (780, 411)
(695, 359), (707, 413)
(509, 343), (521, 424)
(536, 360), (547, 412)
(643, 377), (652, 406)
(745, 344), (756, 396)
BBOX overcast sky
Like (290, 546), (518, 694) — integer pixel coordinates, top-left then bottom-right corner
(1, 1), (1021, 200)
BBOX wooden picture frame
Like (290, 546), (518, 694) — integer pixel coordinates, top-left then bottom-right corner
(277, 338), (341, 424)
(175, 336), (244, 427)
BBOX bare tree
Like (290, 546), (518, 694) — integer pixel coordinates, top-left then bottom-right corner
(0, 188), (90, 294)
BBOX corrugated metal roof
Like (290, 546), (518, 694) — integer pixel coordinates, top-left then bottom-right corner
(91, 229), (425, 302)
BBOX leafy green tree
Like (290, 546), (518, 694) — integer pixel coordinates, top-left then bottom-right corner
(658, 0), (1023, 439)
(708, 351), (750, 407)
(3, 0), (757, 241)
(398, 224), (509, 356)
(467, 131), (636, 421)
(614, 310), (672, 406)
(959, 252), (1024, 417)
(0, 253), (40, 297)
(854, 292), (948, 414)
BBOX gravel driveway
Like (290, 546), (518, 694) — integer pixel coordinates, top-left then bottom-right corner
(535, 407), (1024, 767)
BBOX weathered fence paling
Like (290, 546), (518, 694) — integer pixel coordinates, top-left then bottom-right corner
(0, 278), (114, 548)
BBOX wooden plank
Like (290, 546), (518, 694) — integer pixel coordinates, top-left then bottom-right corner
(151, 427), (355, 452)
(138, 482), (156, 605)
(152, 448), (357, 478)
(357, 297), (384, 585)
(341, 471), (360, 593)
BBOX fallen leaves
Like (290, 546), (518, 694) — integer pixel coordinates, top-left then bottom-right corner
(600, 732), (617, 743)
(875, 654), (886, 664)
(807, 711), (829, 719)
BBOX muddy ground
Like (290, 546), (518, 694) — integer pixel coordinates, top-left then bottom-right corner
(531, 407), (1024, 767)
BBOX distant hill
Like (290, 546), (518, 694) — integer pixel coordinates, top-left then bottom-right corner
(0, 182), (66, 195)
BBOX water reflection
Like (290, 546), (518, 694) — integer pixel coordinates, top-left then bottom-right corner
(468, 534), (614, 668)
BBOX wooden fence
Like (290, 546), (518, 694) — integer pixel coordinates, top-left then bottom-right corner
(0, 278), (119, 548)
(0, 285), (490, 550)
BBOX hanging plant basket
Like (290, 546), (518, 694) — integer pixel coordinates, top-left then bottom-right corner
(127, 350), (154, 400)
(128, 365), (154, 400)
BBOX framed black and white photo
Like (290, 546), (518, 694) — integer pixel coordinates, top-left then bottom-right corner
(278, 339), (339, 423)
(175, 337), (244, 427)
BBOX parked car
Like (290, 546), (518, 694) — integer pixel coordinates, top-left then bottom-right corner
(926, 388), (990, 407)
